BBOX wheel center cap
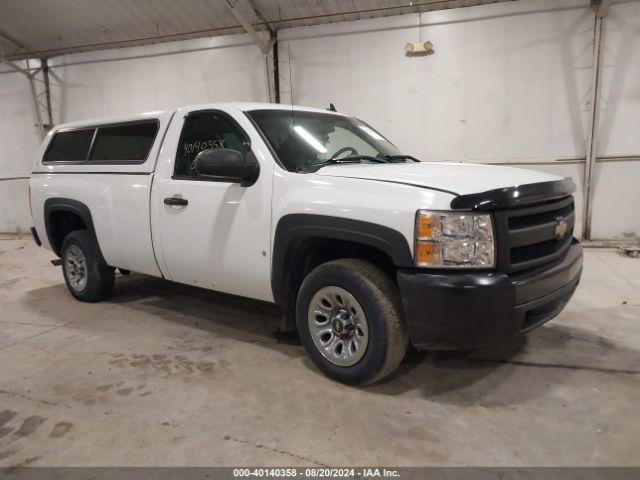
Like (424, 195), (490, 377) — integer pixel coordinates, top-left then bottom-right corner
(331, 310), (354, 336)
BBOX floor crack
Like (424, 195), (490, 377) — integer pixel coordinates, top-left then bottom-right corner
(226, 436), (328, 466)
(466, 358), (640, 375)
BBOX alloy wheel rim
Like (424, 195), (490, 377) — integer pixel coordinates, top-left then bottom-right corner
(64, 245), (88, 292)
(307, 286), (369, 367)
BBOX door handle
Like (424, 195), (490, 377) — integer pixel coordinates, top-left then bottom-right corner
(164, 197), (188, 207)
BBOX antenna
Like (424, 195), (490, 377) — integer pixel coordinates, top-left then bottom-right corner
(287, 44), (294, 109)
(287, 44), (296, 132)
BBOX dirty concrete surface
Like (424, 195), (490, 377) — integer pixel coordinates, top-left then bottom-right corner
(0, 236), (638, 467)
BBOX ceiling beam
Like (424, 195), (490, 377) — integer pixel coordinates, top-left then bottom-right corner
(0, 45), (31, 76)
(0, 29), (44, 60)
(246, 0), (274, 34)
(224, 0), (276, 54)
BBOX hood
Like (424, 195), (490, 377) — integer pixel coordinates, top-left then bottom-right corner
(314, 161), (563, 196)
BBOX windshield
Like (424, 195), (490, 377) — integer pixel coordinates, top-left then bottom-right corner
(247, 109), (403, 172)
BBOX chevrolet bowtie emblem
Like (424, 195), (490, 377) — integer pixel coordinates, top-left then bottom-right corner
(554, 218), (568, 239)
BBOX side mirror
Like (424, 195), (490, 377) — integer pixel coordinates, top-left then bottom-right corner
(193, 148), (260, 187)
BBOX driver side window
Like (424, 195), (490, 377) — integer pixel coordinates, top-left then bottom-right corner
(174, 112), (250, 178)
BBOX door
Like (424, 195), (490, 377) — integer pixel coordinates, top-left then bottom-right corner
(151, 108), (273, 302)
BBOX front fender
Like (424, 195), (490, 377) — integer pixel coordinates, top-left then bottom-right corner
(271, 214), (413, 305)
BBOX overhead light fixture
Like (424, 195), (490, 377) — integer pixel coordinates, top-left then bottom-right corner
(406, 12), (434, 57)
(405, 41), (434, 56)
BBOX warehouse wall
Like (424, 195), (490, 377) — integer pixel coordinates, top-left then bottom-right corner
(278, 0), (640, 240)
(1, 0), (638, 238)
(47, 33), (271, 123)
(0, 33), (270, 232)
(590, 0), (640, 240)
(0, 65), (41, 233)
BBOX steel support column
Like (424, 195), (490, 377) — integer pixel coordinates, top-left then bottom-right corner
(42, 59), (54, 127)
(272, 32), (280, 103)
(224, 0), (275, 54)
(224, 0), (279, 103)
(0, 32), (52, 140)
(582, 14), (606, 240)
(26, 59), (46, 140)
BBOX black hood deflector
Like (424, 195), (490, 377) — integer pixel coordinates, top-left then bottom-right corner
(450, 178), (576, 211)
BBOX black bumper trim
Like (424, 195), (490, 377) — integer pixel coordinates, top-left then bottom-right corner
(397, 241), (583, 350)
(30, 227), (42, 247)
(516, 272), (580, 332)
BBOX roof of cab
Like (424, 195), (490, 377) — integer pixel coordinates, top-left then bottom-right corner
(50, 102), (346, 133)
(180, 102), (346, 116)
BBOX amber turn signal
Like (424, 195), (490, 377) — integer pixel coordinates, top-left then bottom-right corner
(415, 242), (435, 266)
(417, 214), (434, 239)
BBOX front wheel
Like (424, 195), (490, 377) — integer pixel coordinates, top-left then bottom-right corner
(296, 259), (409, 385)
(61, 230), (114, 302)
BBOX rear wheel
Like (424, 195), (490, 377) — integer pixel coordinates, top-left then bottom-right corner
(61, 230), (114, 302)
(296, 259), (408, 385)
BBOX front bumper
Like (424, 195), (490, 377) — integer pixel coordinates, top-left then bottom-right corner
(397, 240), (582, 350)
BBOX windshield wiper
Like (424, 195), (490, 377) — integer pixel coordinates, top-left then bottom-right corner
(329, 155), (388, 164)
(381, 155), (421, 163)
(297, 156), (386, 173)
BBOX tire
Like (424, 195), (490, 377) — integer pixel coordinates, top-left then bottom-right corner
(61, 230), (114, 302)
(296, 259), (409, 385)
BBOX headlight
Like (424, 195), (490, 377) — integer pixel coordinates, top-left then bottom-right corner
(414, 211), (495, 268)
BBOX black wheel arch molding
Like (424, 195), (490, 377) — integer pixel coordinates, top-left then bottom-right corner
(271, 213), (413, 307)
(43, 197), (108, 264)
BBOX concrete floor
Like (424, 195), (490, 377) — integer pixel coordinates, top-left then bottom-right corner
(0, 236), (638, 468)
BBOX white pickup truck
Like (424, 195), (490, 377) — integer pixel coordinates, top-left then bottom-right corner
(29, 103), (582, 385)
